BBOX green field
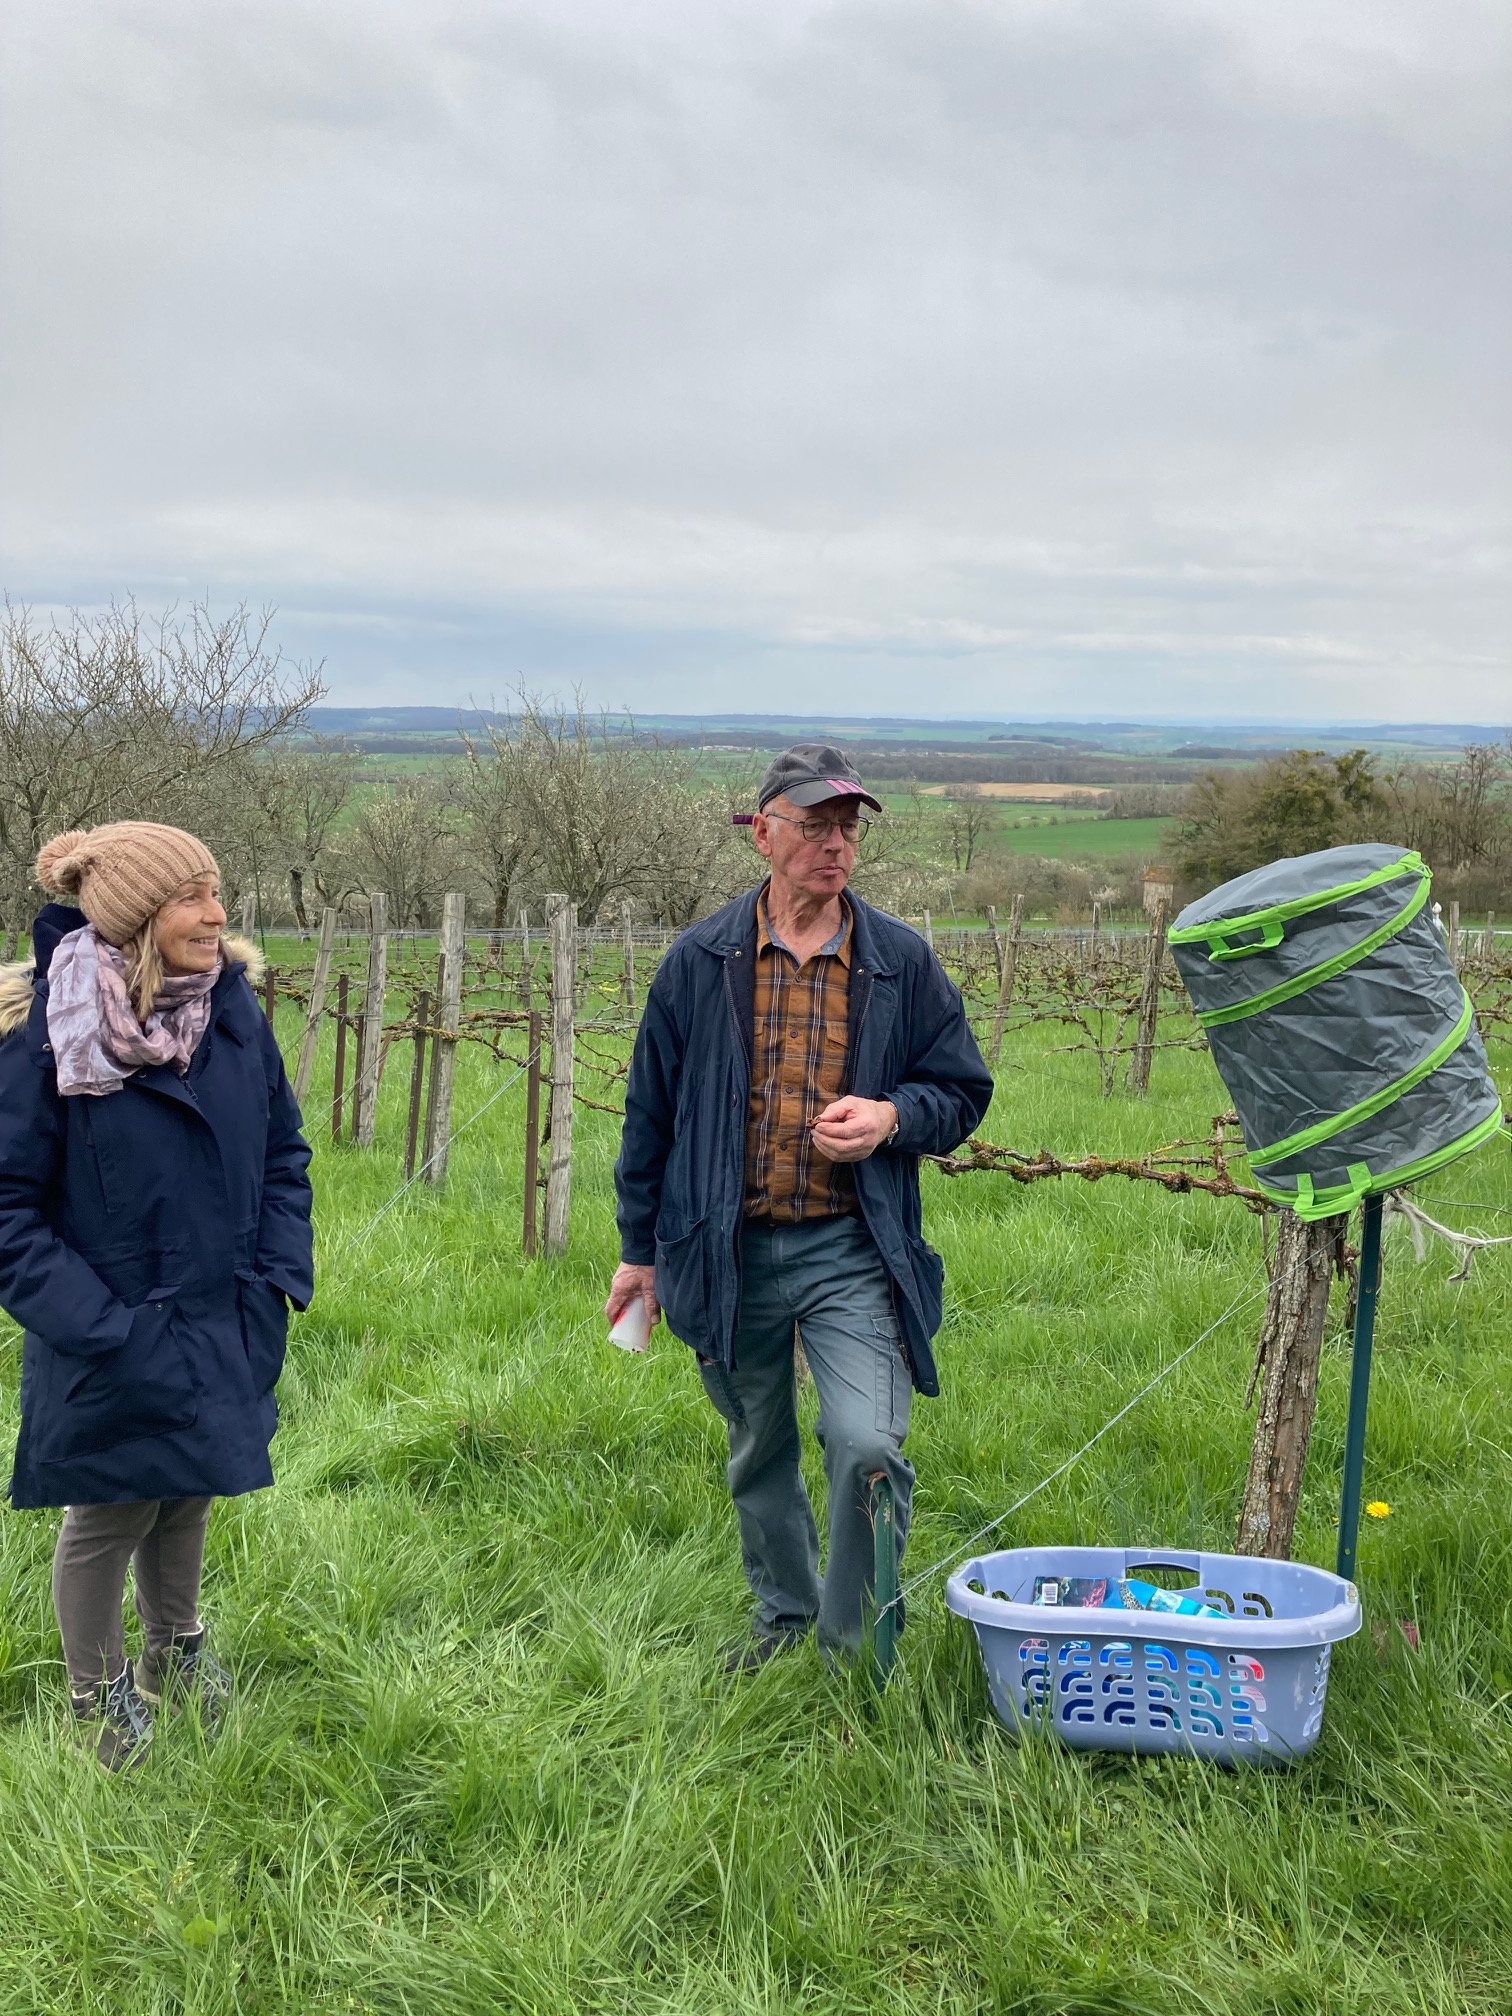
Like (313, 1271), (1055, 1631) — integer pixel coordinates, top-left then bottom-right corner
(2, 947), (1510, 2012)
(989, 813), (1171, 861)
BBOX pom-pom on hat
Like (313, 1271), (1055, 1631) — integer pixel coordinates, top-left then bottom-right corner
(36, 821), (220, 947)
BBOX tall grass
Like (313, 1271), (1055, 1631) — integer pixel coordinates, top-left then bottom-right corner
(1, 961), (1508, 2014)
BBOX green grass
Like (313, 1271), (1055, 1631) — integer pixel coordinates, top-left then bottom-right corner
(2, 955), (1510, 2013)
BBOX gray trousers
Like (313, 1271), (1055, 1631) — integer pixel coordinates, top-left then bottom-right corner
(699, 1216), (914, 1651)
(52, 1498), (213, 1696)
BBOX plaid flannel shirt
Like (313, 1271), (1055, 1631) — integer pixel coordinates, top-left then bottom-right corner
(743, 889), (856, 1222)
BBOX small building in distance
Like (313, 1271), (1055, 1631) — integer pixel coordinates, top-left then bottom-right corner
(1143, 865), (1175, 917)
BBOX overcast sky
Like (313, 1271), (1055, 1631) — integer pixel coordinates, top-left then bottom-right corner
(2, 0), (1507, 720)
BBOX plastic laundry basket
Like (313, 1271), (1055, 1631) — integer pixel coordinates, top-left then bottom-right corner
(1168, 844), (1502, 1221)
(945, 1546), (1361, 1763)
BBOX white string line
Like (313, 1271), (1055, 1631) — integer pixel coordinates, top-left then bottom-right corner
(336, 1045), (541, 1257)
(880, 1272), (1270, 1616)
(1382, 1191), (1512, 1281)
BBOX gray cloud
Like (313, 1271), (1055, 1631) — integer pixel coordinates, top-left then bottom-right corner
(2, 0), (1507, 717)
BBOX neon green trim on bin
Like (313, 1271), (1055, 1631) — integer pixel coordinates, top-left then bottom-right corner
(1248, 990), (1475, 1169)
(1196, 870), (1432, 1028)
(1169, 852), (1426, 959)
(1253, 1107), (1507, 1220)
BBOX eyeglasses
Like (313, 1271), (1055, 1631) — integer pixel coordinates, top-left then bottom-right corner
(762, 811), (870, 845)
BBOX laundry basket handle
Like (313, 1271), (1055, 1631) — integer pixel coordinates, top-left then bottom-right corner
(1205, 918), (1285, 962)
(1124, 1550), (1203, 1577)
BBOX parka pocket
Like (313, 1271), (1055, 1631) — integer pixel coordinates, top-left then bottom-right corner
(236, 1272), (290, 1397)
(45, 1294), (197, 1462)
(653, 1217), (710, 1341)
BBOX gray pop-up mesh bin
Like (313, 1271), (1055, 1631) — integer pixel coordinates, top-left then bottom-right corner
(1170, 844), (1503, 1218)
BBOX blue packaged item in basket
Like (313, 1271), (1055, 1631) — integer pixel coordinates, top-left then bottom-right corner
(1120, 1577), (1227, 1620)
(947, 1546), (1362, 1764)
(1032, 1575), (1116, 1608)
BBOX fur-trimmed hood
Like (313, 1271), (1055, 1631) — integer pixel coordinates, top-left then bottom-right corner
(0, 961), (33, 1040)
(0, 927), (266, 1039)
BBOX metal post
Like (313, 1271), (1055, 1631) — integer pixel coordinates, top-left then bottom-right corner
(331, 973), (348, 1144)
(871, 1473), (898, 1683)
(1336, 1191), (1384, 1580)
(403, 989), (430, 1181)
(523, 1009), (542, 1258)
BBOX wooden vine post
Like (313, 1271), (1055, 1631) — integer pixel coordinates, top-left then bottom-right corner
(292, 907), (337, 1107)
(423, 892), (466, 1188)
(1235, 1209), (1347, 1560)
(518, 906), (532, 1014)
(544, 893), (576, 1256)
(985, 904), (1004, 988)
(988, 894), (1025, 1066)
(355, 892), (387, 1148)
(1128, 897), (1168, 1096)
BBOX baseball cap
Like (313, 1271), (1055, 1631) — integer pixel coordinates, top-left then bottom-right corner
(756, 743), (882, 815)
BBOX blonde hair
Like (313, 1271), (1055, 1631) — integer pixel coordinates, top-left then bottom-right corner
(124, 920), (166, 1023)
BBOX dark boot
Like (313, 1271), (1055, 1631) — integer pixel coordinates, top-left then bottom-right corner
(71, 1663), (154, 1774)
(136, 1630), (234, 1729)
(723, 1624), (810, 1674)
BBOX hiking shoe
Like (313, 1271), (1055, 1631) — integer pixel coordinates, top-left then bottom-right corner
(724, 1625), (809, 1674)
(71, 1663), (154, 1774)
(136, 1631), (234, 1729)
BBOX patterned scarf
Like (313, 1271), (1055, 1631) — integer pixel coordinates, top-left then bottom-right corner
(46, 923), (221, 1097)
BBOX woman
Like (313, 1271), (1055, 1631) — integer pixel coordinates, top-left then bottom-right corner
(0, 821), (313, 1771)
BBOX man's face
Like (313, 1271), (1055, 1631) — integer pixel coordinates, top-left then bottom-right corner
(752, 794), (861, 902)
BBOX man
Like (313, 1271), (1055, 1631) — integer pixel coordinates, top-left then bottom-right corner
(607, 743), (993, 1667)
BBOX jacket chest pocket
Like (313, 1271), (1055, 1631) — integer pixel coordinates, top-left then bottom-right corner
(79, 1098), (145, 1217)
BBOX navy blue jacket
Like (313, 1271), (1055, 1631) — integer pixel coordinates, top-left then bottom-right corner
(0, 906), (314, 1508)
(614, 886), (993, 1396)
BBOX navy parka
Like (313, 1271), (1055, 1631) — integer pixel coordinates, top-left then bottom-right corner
(0, 905), (314, 1508)
(614, 885), (993, 1396)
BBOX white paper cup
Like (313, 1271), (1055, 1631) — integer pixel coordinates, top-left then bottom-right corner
(608, 1300), (651, 1354)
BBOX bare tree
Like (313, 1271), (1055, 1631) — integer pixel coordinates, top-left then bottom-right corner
(639, 762), (761, 926)
(850, 780), (952, 918)
(346, 778), (456, 927)
(942, 783), (992, 873)
(0, 600), (322, 951)
(454, 724), (539, 929)
(1382, 742), (1511, 875)
(477, 689), (712, 922)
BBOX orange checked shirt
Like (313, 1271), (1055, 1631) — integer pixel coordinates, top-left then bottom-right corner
(743, 889), (856, 1223)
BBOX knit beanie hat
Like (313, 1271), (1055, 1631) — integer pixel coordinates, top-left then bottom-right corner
(36, 821), (221, 947)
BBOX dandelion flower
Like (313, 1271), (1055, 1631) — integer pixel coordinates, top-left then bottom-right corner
(1365, 1501), (1392, 1519)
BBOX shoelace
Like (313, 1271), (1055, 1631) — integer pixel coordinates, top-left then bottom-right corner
(104, 1667), (153, 1740)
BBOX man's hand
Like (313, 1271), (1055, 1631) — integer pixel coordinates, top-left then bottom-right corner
(811, 1096), (898, 1164)
(606, 1261), (661, 1330)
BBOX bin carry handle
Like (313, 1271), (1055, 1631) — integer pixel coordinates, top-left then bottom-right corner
(1294, 1163), (1373, 1219)
(1124, 1550), (1202, 1577)
(1205, 918), (1285, 962)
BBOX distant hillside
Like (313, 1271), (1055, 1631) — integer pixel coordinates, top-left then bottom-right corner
(304, 708), (1498, 772)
